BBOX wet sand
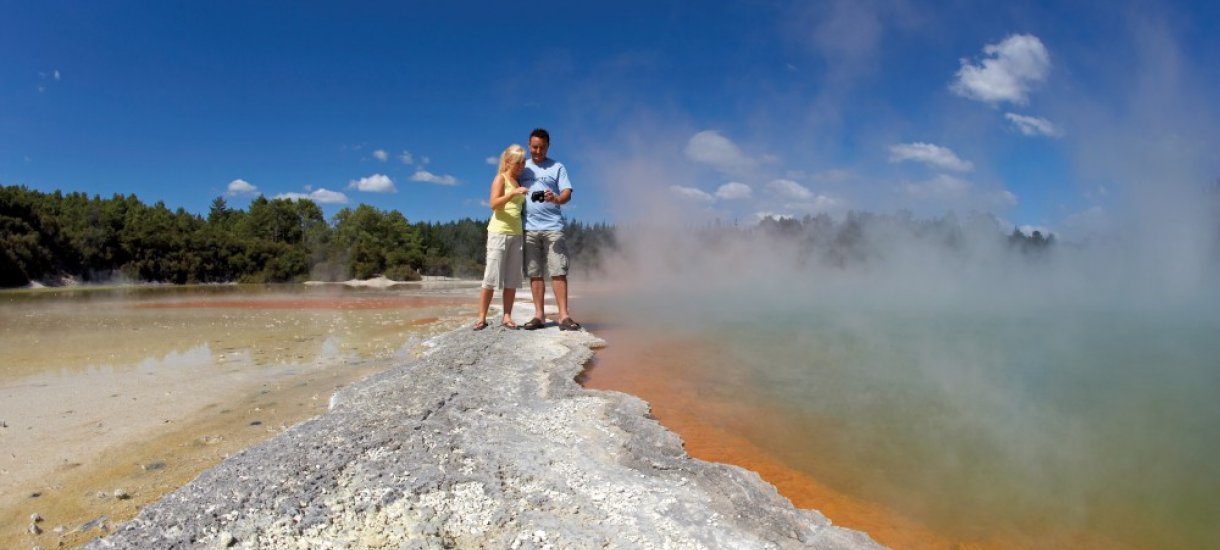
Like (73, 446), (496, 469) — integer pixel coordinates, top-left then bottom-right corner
(580, 324), (1127, 550)
(0, 287), (474, 549)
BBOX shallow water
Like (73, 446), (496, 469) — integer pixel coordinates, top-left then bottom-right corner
(0, 283), (475, 548)
(584, 287), (1220, 549)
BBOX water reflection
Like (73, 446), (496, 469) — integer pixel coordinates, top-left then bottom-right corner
(0, 284), (472, 380)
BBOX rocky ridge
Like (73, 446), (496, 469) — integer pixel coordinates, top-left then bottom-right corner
(87, 326), (882, 549)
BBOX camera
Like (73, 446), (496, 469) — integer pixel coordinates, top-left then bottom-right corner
(530, 190), (547, 203)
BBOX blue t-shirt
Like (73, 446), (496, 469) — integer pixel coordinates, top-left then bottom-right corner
(521, 158), (572, 231)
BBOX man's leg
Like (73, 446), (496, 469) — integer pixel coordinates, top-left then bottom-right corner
(552, 275), (569, 322)
(529, 277), (546, 321)
(548, 231), (575, 326)
(524, 232), (548, 324)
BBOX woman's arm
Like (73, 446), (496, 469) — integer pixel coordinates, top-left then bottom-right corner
(488, 174), (526, 211)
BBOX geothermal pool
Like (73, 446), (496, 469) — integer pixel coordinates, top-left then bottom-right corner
(584, 286), (1220, 550)
(0, 283), (473, 548)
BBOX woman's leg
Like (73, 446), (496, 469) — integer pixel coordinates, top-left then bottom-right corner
(501, 234), (524, 327)
(501, 287), (517, 326)
(477, 233), (508, 330)
(474, 287), (494, 330)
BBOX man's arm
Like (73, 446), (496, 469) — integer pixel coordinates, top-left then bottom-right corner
(549, 163), (573, 204)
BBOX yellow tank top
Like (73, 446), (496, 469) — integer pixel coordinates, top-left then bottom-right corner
(487, 176), (524, 235)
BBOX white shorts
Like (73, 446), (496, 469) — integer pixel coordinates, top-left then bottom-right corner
(481, 233), (524, 290)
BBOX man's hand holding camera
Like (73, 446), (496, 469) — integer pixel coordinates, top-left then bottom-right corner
(530, 189), (558, 203)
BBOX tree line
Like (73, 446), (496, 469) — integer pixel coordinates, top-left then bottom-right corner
(734, 210), (1057, 268)
(0, 185), (617, 288)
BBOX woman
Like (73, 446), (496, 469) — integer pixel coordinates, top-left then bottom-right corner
(474, 144), (529, 330)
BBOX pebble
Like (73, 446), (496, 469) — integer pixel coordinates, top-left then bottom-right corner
(114, 488), (131, 500)
(141, 462), (166, 471)
(28, 523), (42, 535)
(79, 516), (108, 532)
(30, 512), (43, 523)
(217, 530), (236, 547)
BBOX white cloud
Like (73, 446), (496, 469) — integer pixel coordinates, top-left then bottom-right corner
(372, 149), (389, 161)
(684, 130), (755, 175)
(889, 142), (974, 172)
(1005, 113), (1062, 137)
(715, 182), (753, 200)
(311, 189), (349, 203)
(410, 170), (458, 186)
(766, 179), (814, 200)
(485, 156), (498, 166)
(53, 70), (61, 80)
(995, 189), (1019, 207)
(348, 173), (396, 193)
(276, 188), (349, 204)
(669, 185), (715, 203)
(226, 179), (258, 195)
(901, 174), (973, 200)
(951, 33), (1050, 105)
(399, 151), (415, 165)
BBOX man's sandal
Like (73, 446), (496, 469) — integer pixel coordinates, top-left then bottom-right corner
(522, 318), (545, 330)
(558, 318), (582, 331)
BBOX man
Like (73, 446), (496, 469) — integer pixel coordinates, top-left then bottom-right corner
(520, 128), (581, 331)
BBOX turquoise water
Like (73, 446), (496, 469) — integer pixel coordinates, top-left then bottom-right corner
(591, 289), (1220, 548)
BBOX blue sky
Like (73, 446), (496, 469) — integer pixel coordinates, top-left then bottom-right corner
(3, 1), (1218, 237)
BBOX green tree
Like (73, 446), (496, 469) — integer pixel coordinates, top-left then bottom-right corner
(331, 205), (423, 280)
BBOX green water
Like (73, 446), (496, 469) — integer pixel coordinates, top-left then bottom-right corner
(594, 290), (1220, 548)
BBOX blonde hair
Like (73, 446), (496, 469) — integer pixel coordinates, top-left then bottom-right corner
(498, 144), (526, 183)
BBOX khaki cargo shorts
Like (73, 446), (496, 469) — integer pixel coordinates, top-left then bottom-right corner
(525, 230), (569, 278)
(481, 233), (524, 290)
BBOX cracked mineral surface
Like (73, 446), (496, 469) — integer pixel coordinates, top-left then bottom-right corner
(87, 326), (882, 549)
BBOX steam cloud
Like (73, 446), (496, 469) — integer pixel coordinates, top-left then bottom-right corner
(577, 18), (1219, 548)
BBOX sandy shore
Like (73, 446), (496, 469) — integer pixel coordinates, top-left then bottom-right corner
(0, 286), (474, 549)
(78, 324), (880, 549)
